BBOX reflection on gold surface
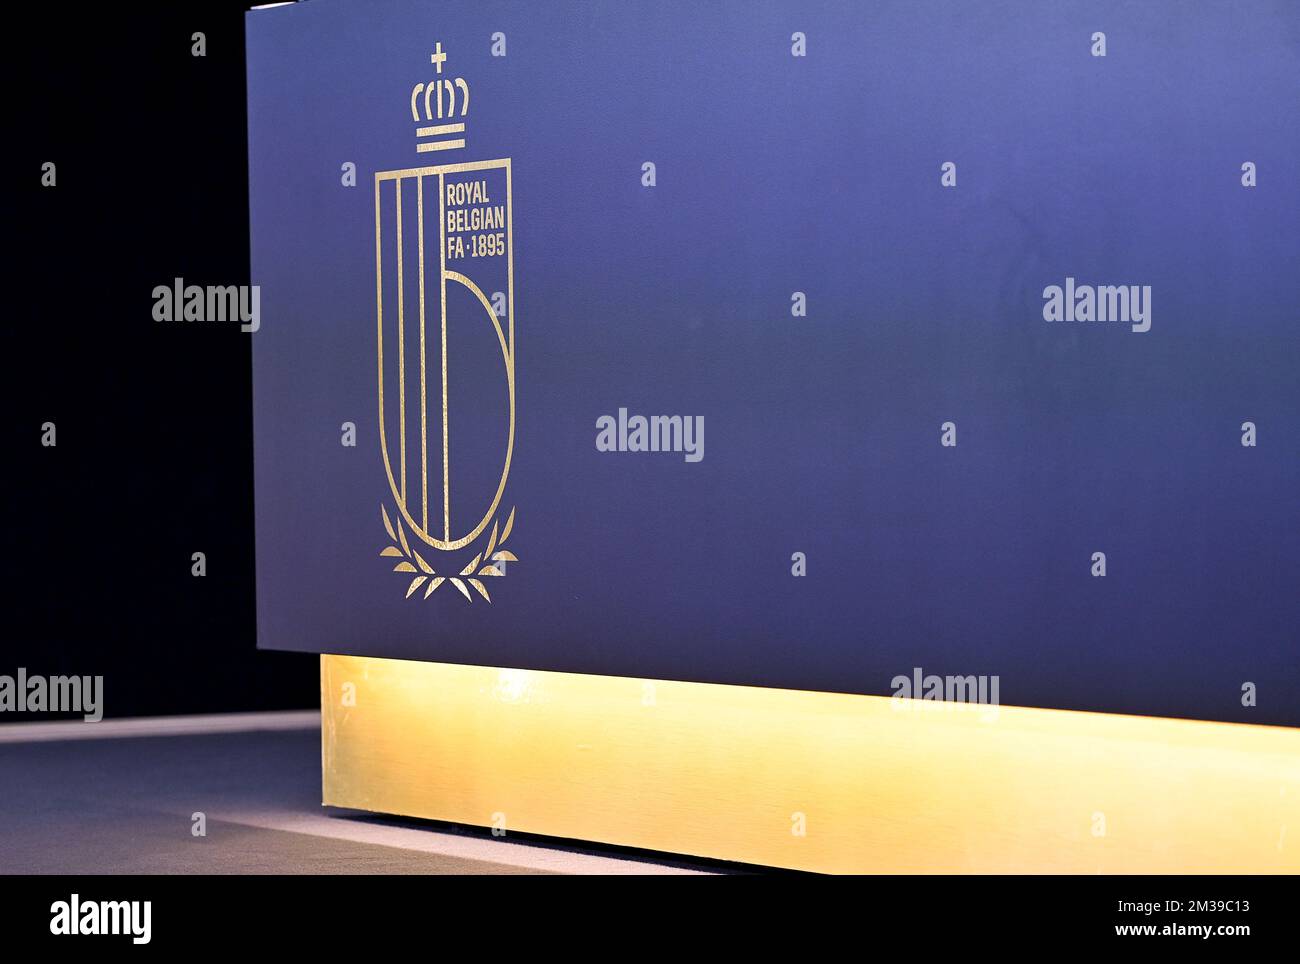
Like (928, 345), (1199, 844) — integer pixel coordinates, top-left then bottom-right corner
(321, 655), (1299, 873)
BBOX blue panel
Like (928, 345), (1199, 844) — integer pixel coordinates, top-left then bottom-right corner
(248, 0), (1300, 725)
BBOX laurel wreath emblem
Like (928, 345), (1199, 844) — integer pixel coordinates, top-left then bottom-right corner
(380, 504), (518, 602)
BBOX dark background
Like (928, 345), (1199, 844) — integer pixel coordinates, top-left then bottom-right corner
(11, 2), (317, 719)
(10, 2), (1297, 725)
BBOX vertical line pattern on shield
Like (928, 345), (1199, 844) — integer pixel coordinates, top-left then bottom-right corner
(375, 176), (383, 495)
(507, 160), (514, 363)
(375, 159), (513, 555)
(418, 176), (428, 533)
(439, 172), (450, 541)
(396, 178), (406, 503)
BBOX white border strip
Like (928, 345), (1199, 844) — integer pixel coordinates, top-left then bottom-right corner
(0, 710), (320, 743)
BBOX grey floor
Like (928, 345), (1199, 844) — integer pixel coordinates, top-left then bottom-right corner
(0, 726), (710, 874)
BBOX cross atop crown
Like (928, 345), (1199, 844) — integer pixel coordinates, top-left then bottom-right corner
(409, 42), (469, 153)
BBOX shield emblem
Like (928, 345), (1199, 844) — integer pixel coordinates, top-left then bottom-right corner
(374, 157), (516, 600)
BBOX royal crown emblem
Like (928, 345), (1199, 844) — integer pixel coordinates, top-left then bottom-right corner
(375, 42), (517, 602)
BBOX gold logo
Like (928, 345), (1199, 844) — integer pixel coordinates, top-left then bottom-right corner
(375, 43), (517, 602)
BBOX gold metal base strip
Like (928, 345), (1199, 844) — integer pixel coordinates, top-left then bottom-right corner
(320, 655), (1299, 873)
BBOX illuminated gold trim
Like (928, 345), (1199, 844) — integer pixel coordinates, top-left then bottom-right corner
(322, 655), (1300, 874)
